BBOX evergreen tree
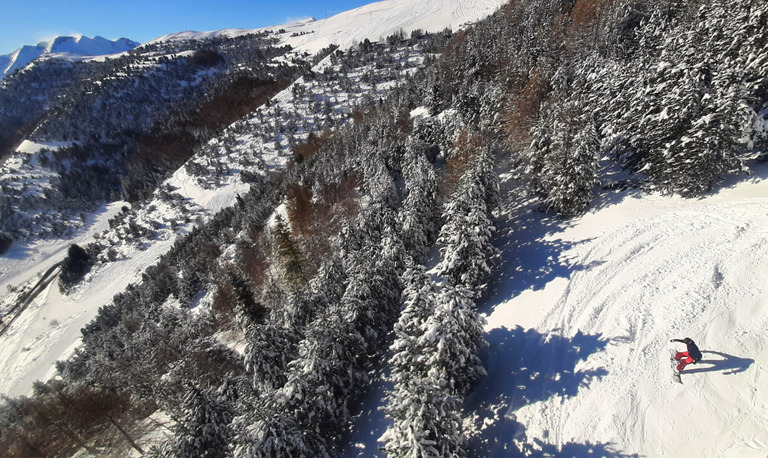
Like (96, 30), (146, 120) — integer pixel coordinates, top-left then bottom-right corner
(272, 214), (307, 287)
(538, 108), (600, 215)
(228, 271), (267, 327)
(383, 277), (486, 457)
(161, 383), (234, 458)
(423, 285), (487, 394)
(58, 244), (92, 292)
(381, 374), (465, 458)
(244, 323), (300, 394)
(400, 137), (440, 262)
(436, 155), (498, 292)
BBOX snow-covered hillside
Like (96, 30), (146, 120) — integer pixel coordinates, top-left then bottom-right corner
(468, 167), (768, 456)
(0, 35), (139, 78)
(147, 0), (506, 53)
(0, 0), (504, 399)
(3, 0), (766, 455)
(280, 0), (506, 52)
(343, 163), (768, 457)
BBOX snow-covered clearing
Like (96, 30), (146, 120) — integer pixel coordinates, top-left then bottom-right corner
(0, 201), (125, 396)
(345, 164), (768, 457)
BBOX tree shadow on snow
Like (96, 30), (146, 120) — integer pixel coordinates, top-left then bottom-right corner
(529, 438), (640, 457)
(477, 414), (639, 457)
(480, 201), (602, 312)
(684, 351), (754, 375)
(467, 326), (623, 457)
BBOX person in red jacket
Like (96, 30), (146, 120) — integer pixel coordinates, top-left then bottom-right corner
(671, 337), (702, 373)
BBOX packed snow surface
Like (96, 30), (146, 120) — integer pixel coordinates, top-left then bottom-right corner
(466, 166), (768, 457)
(344, 165), (768, 457)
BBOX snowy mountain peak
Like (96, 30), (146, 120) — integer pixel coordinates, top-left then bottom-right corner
(1, 35), (139, 79)
(144, 0), (505, 53)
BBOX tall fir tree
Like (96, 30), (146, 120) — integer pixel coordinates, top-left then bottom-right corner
(160, 383), (234, 458)
(400, 137), (440, 262)
(436, 153), (499, 292)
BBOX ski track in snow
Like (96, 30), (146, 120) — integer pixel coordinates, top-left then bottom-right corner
(471, 167), (768, 457)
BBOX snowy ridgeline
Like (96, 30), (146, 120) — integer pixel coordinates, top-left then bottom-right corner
(0, 29), (452, 404)
(0, 35), (140, 79)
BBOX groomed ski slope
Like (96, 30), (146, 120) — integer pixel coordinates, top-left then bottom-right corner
(469, 164), (768, 457)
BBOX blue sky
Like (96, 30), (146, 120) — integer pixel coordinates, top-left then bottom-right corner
(0, 0), (375, 54)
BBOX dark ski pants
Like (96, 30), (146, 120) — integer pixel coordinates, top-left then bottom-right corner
(675, 351), (694, 372)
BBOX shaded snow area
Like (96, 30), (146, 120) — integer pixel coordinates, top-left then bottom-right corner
(471, 167), (768, 457)
(346, 165), (768, 457)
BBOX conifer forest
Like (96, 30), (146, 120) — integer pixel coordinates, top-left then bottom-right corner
(0, 0), (767, 456)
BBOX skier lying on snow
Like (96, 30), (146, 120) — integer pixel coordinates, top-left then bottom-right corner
(671, 337), (702, 373)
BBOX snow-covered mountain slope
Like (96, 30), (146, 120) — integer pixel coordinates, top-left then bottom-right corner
(146, 0), (505, 53)
(467, 167), (768, 456)
(281, 0), (506, 52)
(0, 35), (139, 78)
(344, 164), (768, 457)
(0, 5), (458, 398)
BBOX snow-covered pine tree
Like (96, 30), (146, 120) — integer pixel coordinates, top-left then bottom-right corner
(234, 409), (309, 458)
(273, 311), (367, 455)
(381, 373), (465, 458)
(524, 107), (556, 198)
(382, 277), (486, 457)
(160, 383), (234, 458)
(279, 254), (347, 327)
(243, 323), (300, 394)
(423, 285), (488, 395)
(436, 152), (499, 292)
(58, 243), (92, 292)
(389, 264), (438, 375)
(272, 213), (307, 287)
(538, 106), (600, 215)
(338, 230), (404, 355)
(400, 137), (440, 262)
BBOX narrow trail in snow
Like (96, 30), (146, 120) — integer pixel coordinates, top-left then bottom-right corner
(0, 262), (62, 337)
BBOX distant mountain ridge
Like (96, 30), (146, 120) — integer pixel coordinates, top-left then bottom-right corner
(0, 35), (139, 79)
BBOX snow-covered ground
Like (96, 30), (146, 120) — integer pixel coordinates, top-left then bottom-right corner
(0, 201), (125, 396)
(344, 164), (768, 457)
(467, 164), (768, 457)
(146, 0), (506, 54)
(280, 0), (506, 53)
